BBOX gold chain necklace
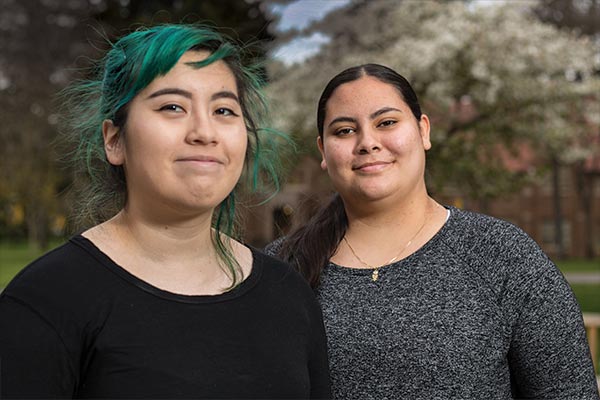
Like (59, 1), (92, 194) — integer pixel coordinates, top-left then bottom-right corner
(342, 215), (428, 282)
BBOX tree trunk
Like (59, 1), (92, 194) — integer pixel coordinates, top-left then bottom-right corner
(26, 206), (49, 251)
(577, 166), (596, 259)
(551, 156), (565, 259)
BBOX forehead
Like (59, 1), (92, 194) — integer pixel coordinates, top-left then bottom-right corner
(325, 76), (406, 116)
(143, 50), (237, 92)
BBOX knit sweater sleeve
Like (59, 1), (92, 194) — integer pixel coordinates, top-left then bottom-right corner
(263, 237), (284, 257)
(468, 217), (599, 399)
(506, 256), (598, 398)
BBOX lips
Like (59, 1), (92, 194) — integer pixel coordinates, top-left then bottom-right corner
(352, 160), (393, 171)
(175, 155), (226, 172)
(176, 155), (224, 164)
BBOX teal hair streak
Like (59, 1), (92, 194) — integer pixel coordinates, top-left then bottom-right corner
(58, 24), (291, 290)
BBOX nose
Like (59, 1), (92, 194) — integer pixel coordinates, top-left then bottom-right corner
(355, 127), (381, 154)
(185, 111), (218, 145)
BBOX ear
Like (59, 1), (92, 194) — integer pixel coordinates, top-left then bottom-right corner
(317, 136), (327, 170)
(102, 119), (125, 165)
(418, 114), (432, 151)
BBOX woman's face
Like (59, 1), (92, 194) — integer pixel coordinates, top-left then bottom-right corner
(103, 51), (247, 218)
(318, 75), (431, 206)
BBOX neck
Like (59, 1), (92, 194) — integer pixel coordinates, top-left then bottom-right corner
(83, 204), (249, 295)
(332, 194), (445, 269)
(344, 192), (434, 235)
(111, 207), (216, 263)
(92, 207), (230, 287)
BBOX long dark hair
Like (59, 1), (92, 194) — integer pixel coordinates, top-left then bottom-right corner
(276, 64), (423, 288)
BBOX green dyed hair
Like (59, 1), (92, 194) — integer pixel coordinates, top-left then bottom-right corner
(59, 24), (285, 288)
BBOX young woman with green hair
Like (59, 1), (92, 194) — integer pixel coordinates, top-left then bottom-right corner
(0, 24), (331, 398)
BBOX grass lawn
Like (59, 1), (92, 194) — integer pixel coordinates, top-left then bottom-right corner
(0, 241), (61, 288)
(571, 284), (600, 313)
(555, 259), (600, 273)
(554, 260), (600, 312)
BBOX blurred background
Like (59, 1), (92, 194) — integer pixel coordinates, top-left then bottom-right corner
(0, 0), (599, 376)
(1, 0), (599, 276)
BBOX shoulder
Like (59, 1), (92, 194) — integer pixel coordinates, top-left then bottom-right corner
(252, 248), (305, 286)
(251, 248), (316, 300)
(448, 206), (526, 236)
(437, 207), (561, 295)
(2, 236), (117, 320)
(6, 235), (109, 287)
(263, 237), (285, 258)
(5, 238), (91, 292)
(443, 206), (546, 260)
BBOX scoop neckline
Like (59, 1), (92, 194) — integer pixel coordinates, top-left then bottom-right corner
(70, 234), (262, 304)
(327, 206), (454, 275)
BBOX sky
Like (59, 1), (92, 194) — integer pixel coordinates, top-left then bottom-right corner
(269, 0), (350, 65)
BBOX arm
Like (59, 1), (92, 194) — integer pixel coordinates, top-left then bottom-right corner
(308, 299), (332, 399)
(508, 265), (599, 399)
(0, 295), (77, 398)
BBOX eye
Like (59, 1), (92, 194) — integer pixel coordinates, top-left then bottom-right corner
(214, 107), (239, 117)
(333, 127), (355, 136)
(378, 119), (397, 128)
(159, 104), (185, 113)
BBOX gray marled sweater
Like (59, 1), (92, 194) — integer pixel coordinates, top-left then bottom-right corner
(266, 206), (599, 399)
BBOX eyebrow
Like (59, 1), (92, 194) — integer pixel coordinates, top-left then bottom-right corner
(327, 107), (402, 128)
(370, 107), (402, 119)
(327, 116), (357, 128)
(146, 88), (192, 100)
(146, 88), (240, 104)
(211, 90), (240, 103)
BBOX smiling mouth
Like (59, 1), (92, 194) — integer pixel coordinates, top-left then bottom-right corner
(352, 161), (393, 171)
(177, 156), (224, 164)
(175, 156), (226, 172)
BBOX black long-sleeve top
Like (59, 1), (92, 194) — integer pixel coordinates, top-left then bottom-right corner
(0, 235), (331, 399)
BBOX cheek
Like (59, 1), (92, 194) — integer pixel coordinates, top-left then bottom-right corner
(124, 130), (172, 166)
(228, 129), (248, 166)
(386, 132), (419, 154)
(323, 142), (349, 166)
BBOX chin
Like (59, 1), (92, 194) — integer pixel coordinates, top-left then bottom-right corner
(355, 184), (396, 199)
(168, 192), (230, 213)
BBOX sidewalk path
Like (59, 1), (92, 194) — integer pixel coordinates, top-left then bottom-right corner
(564, 272), (600, 284)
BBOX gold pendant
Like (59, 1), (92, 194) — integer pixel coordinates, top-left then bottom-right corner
(372, 269), (379, 281)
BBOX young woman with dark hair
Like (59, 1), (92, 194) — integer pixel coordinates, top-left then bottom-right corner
(267, 63), (598, 399)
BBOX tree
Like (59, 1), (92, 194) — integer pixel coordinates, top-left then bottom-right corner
(94, 0), (274, 64)
(532, 0), (600, 38)
(0, 0), (97, 248)
(265, 0), (599, 206)
(531, 0), (600, 257)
